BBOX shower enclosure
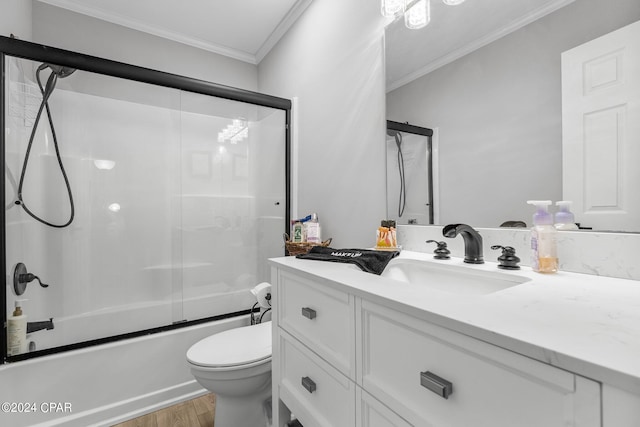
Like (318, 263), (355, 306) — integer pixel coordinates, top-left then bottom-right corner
(385, 120), (434, 225)
(1, 36), (290, 361)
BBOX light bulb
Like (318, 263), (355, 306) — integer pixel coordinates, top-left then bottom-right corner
(443, 0), (465, 5)
(381, 0), (404, 17)
(405, 0), (430, 30)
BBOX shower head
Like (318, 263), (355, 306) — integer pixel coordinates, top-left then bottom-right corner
(19, 62), (77, 228)
(39, 63), (76, 78)
(388, 129), (403, 149)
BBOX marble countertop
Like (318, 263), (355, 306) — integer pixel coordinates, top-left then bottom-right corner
(270, 250), (640, 395)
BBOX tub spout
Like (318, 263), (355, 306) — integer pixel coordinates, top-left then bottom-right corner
(27, 318), (54, 333)
(443, 224), (484, 264)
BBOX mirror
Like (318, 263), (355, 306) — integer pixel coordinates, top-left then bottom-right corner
(385, 0), (640, 231)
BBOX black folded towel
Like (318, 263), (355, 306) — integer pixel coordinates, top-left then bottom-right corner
(296, 246), (400, 275)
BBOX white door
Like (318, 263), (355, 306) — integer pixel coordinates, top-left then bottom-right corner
(561, 19), (640, 232)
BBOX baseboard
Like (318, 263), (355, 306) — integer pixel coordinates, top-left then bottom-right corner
(31, 380), (207, 427)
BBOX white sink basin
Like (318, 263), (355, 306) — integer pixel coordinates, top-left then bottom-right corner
(381, 258), (530, 295)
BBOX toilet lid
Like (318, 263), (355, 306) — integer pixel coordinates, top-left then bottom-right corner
(187, 321), (271, 368)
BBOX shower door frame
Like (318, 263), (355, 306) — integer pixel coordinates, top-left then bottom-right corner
(0, 36), (292, 363)
(386, 120), (435, 224)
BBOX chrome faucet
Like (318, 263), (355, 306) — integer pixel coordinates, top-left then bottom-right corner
(442, 224), (484, 264)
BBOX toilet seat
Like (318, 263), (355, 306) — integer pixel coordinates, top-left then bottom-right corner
(187, 321), (271, 369)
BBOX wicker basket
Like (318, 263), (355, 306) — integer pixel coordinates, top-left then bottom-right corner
(283, 233), (332, 256)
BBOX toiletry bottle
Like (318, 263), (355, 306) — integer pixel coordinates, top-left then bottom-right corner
(554, 201), (579, 230)
(376, 220), (397, 248)
(527, 201), (558, 273)
(292, 221), (305, 243)
(7, 299), (27, 356)
(306, 213), (322, 243)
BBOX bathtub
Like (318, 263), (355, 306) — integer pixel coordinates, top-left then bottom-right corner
(0, 312), (251, 427)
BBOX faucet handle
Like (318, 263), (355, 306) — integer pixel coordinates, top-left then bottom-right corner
(426, 240), (450, 260)
(491, 245), (520, 270)
(13, 263), (50, 295)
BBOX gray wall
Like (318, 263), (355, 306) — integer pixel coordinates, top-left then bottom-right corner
(30, 0), (389, 248)
(32, 1), (258, 90)
(259, 0), (388, 247)
(387, 0), (640, 228)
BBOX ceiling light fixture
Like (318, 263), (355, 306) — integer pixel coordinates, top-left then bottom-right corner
(381, 0), (405, 17)
(405, 0), (430, 30)
(382, 0), (465, 29)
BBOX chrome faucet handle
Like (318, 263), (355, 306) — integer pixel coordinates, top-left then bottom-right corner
(426, 240), (450, 260)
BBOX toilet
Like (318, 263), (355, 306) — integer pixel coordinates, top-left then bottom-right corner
(187, 321), (272, 427)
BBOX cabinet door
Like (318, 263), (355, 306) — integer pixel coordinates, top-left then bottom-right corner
(359, 300), (601, 427)
(603, 384), (640, 427)
(357, 387), (413, 427)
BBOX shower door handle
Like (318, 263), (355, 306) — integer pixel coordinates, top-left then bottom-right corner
(301, 307), (317, 320)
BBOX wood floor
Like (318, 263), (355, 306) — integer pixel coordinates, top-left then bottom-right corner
(112, 393), (215, 427)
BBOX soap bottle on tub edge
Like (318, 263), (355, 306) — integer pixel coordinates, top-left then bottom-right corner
(7, 299), (28, 356)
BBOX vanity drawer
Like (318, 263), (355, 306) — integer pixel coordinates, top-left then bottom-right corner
(359, 300), (601, 427)
(279, 330), (356, 427)
(277, 270), (355, 377)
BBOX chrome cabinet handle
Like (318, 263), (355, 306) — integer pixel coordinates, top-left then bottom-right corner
(420, 371), (453, 399)
(301, 376), (316, 393)
(301, 307), (317, 320)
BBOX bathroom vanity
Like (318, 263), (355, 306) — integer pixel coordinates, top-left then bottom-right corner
(270, 251), (640, 427)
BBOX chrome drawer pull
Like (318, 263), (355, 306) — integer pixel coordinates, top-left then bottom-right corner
(301, 307), (317, 320)
(420, 371), (453, 399)
(301, 376), (317, 393)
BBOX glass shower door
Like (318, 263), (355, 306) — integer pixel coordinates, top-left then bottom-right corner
(178, 91), (286, 322)
(3, 52), (288, 357)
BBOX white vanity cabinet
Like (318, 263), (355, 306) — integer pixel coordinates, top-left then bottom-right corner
(358, 300), (601, 427)
(271, 266), (602, 427)
(602, 385), (640, 426)
(273, 269), (357, 426)
(357, 387), (412, 427)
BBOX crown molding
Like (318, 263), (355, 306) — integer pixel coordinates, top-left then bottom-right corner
(37, 0), (309, 64)
(255, 0), (313, 63)
(387, 0), (576, 92)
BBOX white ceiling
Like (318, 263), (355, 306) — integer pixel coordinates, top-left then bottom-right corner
(385, 0), (575, 91)
(36, 0), (312, 64)
(36, 0), (575, 88)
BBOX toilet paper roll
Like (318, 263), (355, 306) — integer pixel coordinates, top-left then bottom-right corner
(251, 282), (272, 308)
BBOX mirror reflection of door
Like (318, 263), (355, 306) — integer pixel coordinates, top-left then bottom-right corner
(562, 19), (640, 232)
(386, 121), (435, 225)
